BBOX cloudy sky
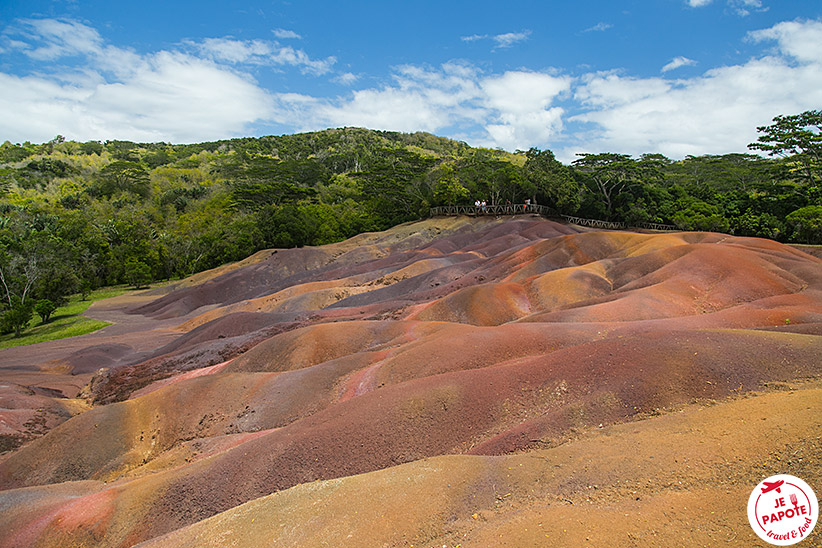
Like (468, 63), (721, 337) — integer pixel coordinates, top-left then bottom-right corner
(1, 0), (821, 161)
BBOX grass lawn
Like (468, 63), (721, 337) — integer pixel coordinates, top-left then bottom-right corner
(0, 286), (130, 350)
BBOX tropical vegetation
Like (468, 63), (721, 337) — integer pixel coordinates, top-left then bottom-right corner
(1, 111), (819, 336)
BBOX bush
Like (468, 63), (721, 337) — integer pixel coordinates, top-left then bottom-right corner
(786, 205), (822, 244)
(2, 297), (33, 337)
(124, 260), (152, 289)
(34, 299), (57, 323)
(672, 201), (731, 233)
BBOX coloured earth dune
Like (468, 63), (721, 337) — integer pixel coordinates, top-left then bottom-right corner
(0, 215), (820, 547)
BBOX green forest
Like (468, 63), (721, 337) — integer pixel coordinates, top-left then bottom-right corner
(1, 110), (820, 336)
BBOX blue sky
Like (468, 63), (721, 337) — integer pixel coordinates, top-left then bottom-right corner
(1, 0), (821, 161)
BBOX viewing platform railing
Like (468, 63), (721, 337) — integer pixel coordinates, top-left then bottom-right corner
(429, 203), (556, 217)
(429, 205), (678, 232)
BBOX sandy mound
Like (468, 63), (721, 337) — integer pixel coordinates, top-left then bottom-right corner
(0, 216), (820, 548)
(130, 383), (822, 548)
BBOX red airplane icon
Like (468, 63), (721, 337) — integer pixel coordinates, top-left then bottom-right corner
(761, 480), (785, 494)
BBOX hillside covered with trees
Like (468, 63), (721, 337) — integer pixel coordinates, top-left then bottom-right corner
(1, 111), (820, 336)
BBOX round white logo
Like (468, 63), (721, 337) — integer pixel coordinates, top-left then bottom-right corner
(748, 474), (818, 545)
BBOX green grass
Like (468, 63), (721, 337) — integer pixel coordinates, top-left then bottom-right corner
(0, 286), (130, 349)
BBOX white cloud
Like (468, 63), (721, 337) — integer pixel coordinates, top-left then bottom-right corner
(320, 88), (449, 133)
(584, 22), (613, 33)
(3, 15), (821, 163)
(334, 72), (360, 85)
(197, 38), (272, 64)
(310, 63), (484, 133)
(479, 72), (570, 149)
(461, 30), (531, 49)
(748, 19), (822, 63)
(575, 72), (671, 108)
(195, 37), (336, 74)
(268, 46), (337, 75)
(730, 0), (766, 17)
(0, 53), (273, 143)
(272, 28), (301, 40)
(291, 64), (570, 152)
(482, 72), (570, 114)
(661, 56), (697, 72)
(0, 19), (274, 143)
(15, 18), (103, 60)
(687, 0), (768, 16)
(492, 31), (531, 49)
(88, 52), (273, 141)
(565, 19), (822, 159)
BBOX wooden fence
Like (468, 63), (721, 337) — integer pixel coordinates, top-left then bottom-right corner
(429, 205), (678, 232)
(429, 204), (556, 217)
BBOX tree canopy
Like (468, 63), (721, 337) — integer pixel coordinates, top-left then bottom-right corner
(0, 117), (819, 334)
(748, 110), (821, 186)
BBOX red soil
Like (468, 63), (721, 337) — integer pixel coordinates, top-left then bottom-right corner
(0, 215), (820, 548)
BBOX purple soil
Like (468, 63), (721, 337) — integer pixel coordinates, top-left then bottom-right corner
(0, 216), (821, 548)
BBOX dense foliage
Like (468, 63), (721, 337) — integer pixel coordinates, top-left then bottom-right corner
(1, 112), (820, 335)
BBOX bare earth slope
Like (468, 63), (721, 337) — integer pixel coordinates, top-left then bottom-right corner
(0, 215), (820, 547)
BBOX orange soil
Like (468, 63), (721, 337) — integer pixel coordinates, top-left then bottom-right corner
(134, 382), (822, 548)
(0, 216), (819, 548)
